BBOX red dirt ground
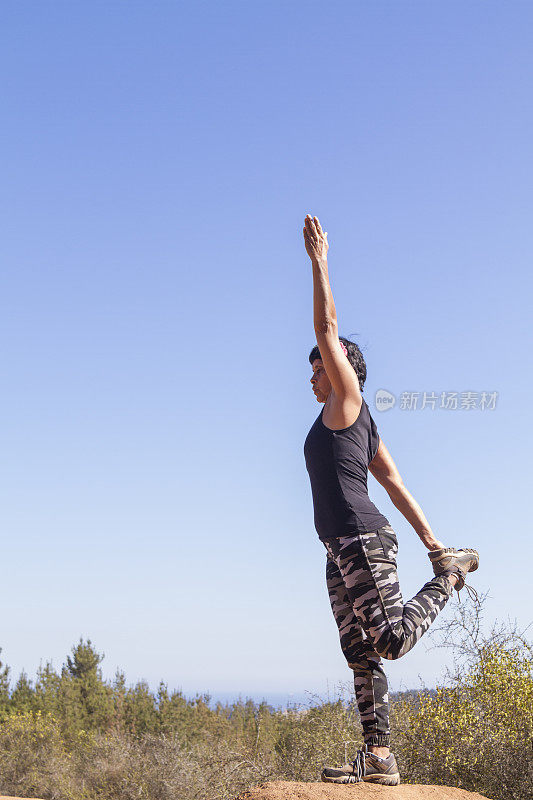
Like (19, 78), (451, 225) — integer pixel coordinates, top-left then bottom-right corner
(234, 781), (490, 800)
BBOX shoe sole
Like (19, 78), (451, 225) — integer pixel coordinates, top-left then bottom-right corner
(364, 773), (401, 786)
(321, 773), (401, 786)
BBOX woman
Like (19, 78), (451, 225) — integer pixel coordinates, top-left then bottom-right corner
(302, 215), (479, 786)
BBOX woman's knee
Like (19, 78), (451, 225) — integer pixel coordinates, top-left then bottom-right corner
(346, 646), (373, 670)
(352, 624), (405, 661)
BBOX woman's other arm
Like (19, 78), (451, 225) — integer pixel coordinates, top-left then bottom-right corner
(369, 439), (444, 551)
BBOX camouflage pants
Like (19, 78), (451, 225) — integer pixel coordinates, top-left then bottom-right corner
(324, 524), (453, 746)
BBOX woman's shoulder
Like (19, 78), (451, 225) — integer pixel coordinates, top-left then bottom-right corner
(321, 392), (365, 432)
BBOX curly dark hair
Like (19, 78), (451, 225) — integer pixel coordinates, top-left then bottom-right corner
(308, 336), (367, 392)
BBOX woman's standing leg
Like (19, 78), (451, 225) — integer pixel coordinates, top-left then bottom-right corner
(326, 552), (391, 746)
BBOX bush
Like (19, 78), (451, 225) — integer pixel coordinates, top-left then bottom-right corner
(391, 596), (533, 800)
(0, 711), (72, 799)
(393, 642), (533, 799)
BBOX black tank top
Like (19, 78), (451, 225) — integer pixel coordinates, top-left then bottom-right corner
(304, 398), (389, 540)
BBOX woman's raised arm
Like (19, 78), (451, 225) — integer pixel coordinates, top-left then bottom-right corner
(303, 215), (361, 404)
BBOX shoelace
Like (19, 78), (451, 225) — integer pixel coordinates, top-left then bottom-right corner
(346, 745), (367, 784)
(444, 567), (479, 604)
(458, 581), (479, 604)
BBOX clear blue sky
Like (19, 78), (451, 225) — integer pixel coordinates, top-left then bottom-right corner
(1, 1), (531, 705)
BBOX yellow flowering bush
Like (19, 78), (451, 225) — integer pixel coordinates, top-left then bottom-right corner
(392, 641), (533, 799)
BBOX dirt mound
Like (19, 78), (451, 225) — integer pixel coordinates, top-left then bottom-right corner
(234, 782), (490, 800)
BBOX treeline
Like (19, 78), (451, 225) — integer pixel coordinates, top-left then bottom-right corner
(0, 601), (531, 800)
(0, 638), (252, 742)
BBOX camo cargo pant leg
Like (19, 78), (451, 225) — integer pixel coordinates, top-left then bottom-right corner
(326, 555), (391, 746)
(324, 524), (454, 662)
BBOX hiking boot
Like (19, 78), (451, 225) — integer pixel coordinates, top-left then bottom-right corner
(428, 547), (479, 590)
(321, 745), (400, 786)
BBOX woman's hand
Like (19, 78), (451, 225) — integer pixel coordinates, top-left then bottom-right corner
(304, 215), (329, 264)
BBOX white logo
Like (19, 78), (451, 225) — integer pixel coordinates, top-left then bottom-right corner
(375, 389), (396, 412)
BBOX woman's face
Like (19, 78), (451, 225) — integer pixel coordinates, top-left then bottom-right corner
(310, 358), (331, 403)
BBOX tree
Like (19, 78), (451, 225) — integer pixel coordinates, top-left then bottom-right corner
(10, 671), (35, 714)
(60, 638), (114, 737)
(66, 638), (103, 680)
(0, 648), (10, 720)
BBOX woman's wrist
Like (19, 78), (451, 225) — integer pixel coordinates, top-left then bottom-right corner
(418, 531), (445, 551)
(312, 258), (329, 278)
